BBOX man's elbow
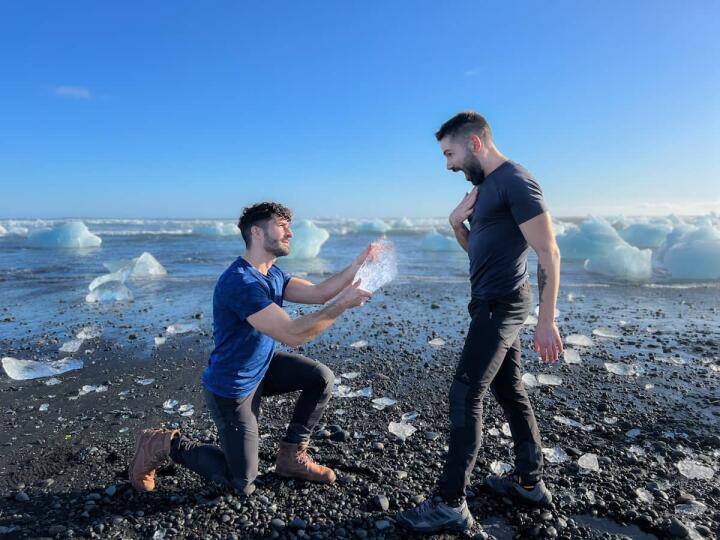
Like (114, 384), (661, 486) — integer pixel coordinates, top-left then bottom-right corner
(536, 243), (561, 262)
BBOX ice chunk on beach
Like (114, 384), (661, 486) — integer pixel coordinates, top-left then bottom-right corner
(584, 243), (652, 281)
(663, 224), (720, 280)
(566, 334), (593, 347)
(130, 252), (167, 277)
(389, 421), (417, 441)
(136, 378), (155, 386)
(538, 374), (562, 386)
(401, 411), (419, 422)
(604, 362), (638, 376)
(59, 339), (83, 354)
(619, 222), (673, 249)
(428, 338), (445, 347)
(676, 459), (715, 480)
(340, 371), (360, 380)
(358, 219), (391, 234)
(78, 384), (107, 396)
(76, 326), (102, 340)
(490, 461), (513, 475)
(625, 428), (641, 438)
(675, 501), (707, 516)
(563, 349), (582, 364)
(421, 229), (462, 251)
(555, 217), (624, 260)
(593, 327), (620, 339)
(543, 447), (570, 464)
(353, 239), (397, 293)
(28, 221), (102, 249)
(178, 404), (194, 417)
(192, 222), (239, 236)
(534, 306), (561, 319)
(38, 403), (49, 412)
(86, 282), (133, 304)
(372, 397), (397, 410)
(350, 340), (368, 348)
(2, 356), (83, 380)
(45, 377), (62, 386)
(553, 415), (593, 431)
(166, 322), (199, 335)
(522, 373), (539, 387)
(163, 399), (179, 410)
(154, 336), (166, 347)
(89, 252), (167, 291)
(635, 488), (655, 504)
(286, 220), (330, 259)
(578, 453), (600, 472)
(524, 315), (538, 326)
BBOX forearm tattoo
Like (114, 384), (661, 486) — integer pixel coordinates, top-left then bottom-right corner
(537, 263), (548, 304)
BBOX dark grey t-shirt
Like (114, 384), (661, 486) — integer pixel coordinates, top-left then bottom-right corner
(468, 160), (547, 300)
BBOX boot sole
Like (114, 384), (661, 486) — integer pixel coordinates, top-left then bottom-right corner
(274, 469), (336, 484)
(396, 516), (475, 534)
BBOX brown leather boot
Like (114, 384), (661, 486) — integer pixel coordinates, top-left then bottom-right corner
(274, 441), (337, 484)
(129, 428), (179, 492)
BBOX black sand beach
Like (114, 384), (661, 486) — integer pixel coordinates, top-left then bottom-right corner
(1, 280), (718, 539)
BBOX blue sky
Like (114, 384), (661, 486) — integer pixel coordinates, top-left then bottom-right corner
(1, 1), (718, 219)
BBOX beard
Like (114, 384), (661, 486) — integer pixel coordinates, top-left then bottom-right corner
(264, 236), (290, 257)
(462, 155), (486, 185)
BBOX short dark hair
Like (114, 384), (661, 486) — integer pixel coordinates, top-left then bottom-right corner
(435, 111), (492, 143)
(238, 202), (292, 247)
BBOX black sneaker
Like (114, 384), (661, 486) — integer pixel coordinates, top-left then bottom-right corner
(396, 494), (476, 533)
(486, 472), (553, 506)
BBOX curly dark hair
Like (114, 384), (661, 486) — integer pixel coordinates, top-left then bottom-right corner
(435, 111), (492, 143)
(237, 202), (293, 247)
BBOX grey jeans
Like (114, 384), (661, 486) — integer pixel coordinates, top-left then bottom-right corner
(437, 280), (543, 502)
(170, 351), (334, 494)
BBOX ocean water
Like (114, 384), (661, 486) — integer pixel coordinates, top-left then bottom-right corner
(1, 217), (718, 346)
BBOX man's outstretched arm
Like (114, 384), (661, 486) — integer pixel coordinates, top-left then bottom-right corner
(519, 211), (563, 362)
(285, 244), (377, 304)
(248, 281), (371, 347)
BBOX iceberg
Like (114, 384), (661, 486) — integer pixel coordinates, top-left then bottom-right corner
(286, 220), (330, 259)
(0, 224), (6, 236)
(192, 222), (240, 236)
(89, 252), (167, 291)
(28, 222), (102, 249)
(86, 282), (133, 304)
(358, 219), (391, 234)
(555, 218), (624, 260)
(618, 222), (673, 249)
(354, 239), (397, 292)
(2, 356), (84, 380)
(584, 243), (652, 281)
(421, 229), (462, 252)
(662, 224), (720, 280)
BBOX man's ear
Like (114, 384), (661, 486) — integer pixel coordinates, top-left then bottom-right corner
(468, 134), (484, 154)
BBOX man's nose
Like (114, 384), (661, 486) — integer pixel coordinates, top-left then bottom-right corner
(286, 229), (293, 238)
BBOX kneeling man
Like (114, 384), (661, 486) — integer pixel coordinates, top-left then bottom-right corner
(130, 202), (373, 496)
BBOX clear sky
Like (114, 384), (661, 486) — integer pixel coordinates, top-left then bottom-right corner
(1, 1), (718, 219)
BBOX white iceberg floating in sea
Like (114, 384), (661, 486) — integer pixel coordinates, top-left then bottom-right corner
(2, 357), (84, 380)
(563, 349), (582, 364)
(28, 221), (102, 249)
(675, 459), (715, 480)
(578, 453), (600, 472)
(89, 252), (167, 291)
(388, 421), (417, 441)
(192, 222), (240, 236)
(658, 222), (720, 280)
(421, 229), (462, 252)
(542, 447), (570, 464)
(619, 222), (673, 249)
(86, 282), (134, 304)
(358, 219), (391, 234)
(566, 334), (593, 347)
(286, 220), (330, 259)
(353, 238), (397, 293)
(372, 397), (397, 410)
(0, 224), (6, 236)
(489, 460), (513, 475)
(604, 362), (638, 376)
(584, 243), (652, 282)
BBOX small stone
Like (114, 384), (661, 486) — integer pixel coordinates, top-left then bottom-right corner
(667, 517), (691, 538)
(15, 491), (30, 502)
(105, 485), (117, 497)
(375, 520), (391, 530)
(271, 518), (286, 530)
(373, 494), (390, 511)
(372, 442), (384, 451)
(423, 431), (440, 441)
(289, 517), (306, 529)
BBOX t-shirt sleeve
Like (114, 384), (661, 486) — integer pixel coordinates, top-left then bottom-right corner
(224, 280), (274, 320)
(504, 173), (548, 225)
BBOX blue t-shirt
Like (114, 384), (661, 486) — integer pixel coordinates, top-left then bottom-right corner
(202, 257), (291, 398)
(468, 160), (548, 300)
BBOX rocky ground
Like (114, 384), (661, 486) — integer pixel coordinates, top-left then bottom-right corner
(1, 280), (718, 539)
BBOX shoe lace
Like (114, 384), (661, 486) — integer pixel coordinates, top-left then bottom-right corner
(413, 495), (439, 515)
(296, 447), (316, 468)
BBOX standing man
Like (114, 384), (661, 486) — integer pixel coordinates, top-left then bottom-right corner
(130, 202), (374, 496)
(398, 112), (563, 533)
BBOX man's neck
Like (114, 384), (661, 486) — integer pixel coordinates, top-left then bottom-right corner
(482, 149), (509, 177)
(242, 249), (276, 276)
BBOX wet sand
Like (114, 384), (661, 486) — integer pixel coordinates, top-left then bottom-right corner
(1, 280), (718, 539)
